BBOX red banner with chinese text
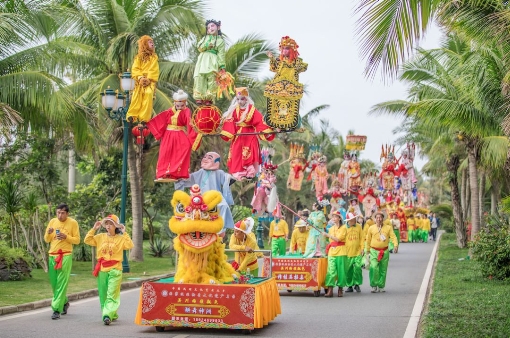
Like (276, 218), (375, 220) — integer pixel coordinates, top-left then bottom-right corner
(261, 257), (326, 291)
(137, 282), (257, 330)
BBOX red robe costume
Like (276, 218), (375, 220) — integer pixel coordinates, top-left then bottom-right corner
(220, 104), (274, 178)
(146, 107), (199, 180)
(396, 208), (408, 242)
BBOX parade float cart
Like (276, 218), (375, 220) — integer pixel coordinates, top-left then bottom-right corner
(135, 250), (281, 333)
(261, 255), (327, 297)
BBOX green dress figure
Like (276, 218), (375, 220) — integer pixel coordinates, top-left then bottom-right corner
(193, 19), (226, 105)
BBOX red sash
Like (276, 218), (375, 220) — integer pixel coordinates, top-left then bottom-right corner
(326, 241), (345, 255)
(93, 258), (119, 277)
(371, 246), (388, 262)
(50, 249), (71, 270)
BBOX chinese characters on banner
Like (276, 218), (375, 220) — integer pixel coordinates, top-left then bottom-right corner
(138, 282), (256, 330)
(261, 257), (327, 291)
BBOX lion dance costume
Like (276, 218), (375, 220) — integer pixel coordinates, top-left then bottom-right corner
(169, 185), (237, 284)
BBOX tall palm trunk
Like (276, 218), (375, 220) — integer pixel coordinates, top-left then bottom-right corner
(466, 140), (480, 242)
(490, 178), (500, 216)
(479, 172), (486, 228)
(446, 154), (466, 248)
(460, 168), (466, 213)
(128, 135), (144, 261)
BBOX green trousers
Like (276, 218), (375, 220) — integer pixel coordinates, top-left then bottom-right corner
(271, 237), (286, 256)
(346, 256), (363, 287)
(389, 229), (400, 251)
(325, 255), (347, 287)
(193, 72), (217, 101)
(369, 248), (390, 288)
(423, 230), (429, 243)
(49, 255), (72, 313)
(98, 269), (123, 320)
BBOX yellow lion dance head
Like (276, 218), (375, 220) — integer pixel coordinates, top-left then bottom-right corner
(169, 185), (237, 284)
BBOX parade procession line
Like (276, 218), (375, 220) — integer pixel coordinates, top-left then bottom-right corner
(403, 231), (442, 338)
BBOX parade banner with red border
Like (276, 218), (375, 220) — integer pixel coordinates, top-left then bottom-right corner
(261, 257), (327, 291)
(137, 281), (257, 330)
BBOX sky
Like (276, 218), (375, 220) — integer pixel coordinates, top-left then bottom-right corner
(208, 0), (443, 171)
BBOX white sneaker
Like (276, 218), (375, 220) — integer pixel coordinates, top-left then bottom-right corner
(379, 288), (385, 293)
(371, 287), (378, 293)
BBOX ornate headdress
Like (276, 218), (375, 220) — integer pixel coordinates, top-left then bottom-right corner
(279, 36), (299, 51)
(289, 143), (305, 160)
(205, 19), (222, 35)
(173, 89), (188, 102)
(136, 35), (155, 63)
(263, 162), (278, 172)
(235, 87), (249, 97)
(380, 144), (395, 161)
(279, 36), (299, 62)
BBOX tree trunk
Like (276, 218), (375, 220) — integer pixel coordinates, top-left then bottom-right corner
(479, 172), (486, 228)
(466, 141), (480, 242)
(460, 168), (466, 214)
(128, 135), (144, 261)
(490, 178), (500, 216)
(68, 148), (76, 193)
(446, 154), (466, 248)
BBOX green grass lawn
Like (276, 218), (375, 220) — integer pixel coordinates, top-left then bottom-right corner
(0, 251), (175, 307)
(420, 233), (510, 338)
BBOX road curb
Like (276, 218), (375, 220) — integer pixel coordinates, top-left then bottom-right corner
(0, 273), (173, 316)
(403, 231), (443, 338)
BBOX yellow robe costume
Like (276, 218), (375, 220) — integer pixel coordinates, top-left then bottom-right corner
(127, 53), (159, 122)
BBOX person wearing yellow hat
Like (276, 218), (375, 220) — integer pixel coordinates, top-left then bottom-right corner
(289, 219), (309, 255)
(407, 213), (416, 243)
(84, 214), (134, 325)
(229, 218), (261, 276)
(44, 203), (81, 320)
(324, 210), (347, 297)
(366, 211), (399, 293)
(344, 212), (364, 293)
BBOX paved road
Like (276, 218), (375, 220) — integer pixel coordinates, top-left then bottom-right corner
(0, 240), (436, 338)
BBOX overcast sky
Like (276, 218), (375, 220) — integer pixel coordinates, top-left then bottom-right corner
(208, 0), (443, 170)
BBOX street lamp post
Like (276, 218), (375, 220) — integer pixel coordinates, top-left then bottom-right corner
(256, 220), (264, 249)
(100, 71), (135, 273)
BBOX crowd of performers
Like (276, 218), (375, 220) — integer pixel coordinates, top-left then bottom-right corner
(48, 20), (435, 327)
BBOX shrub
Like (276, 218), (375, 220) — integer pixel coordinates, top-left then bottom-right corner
(148, 236), (172, 257)
(470, 217), (510, 280)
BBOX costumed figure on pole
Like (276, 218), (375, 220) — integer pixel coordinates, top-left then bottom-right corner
(327, 178), (347, 218)
(398, 143), (416, 206)
(264, 36), (308, 131)
(286, 143), (307, 191)
(126, 35), (159, 123)
(251, 152), (280, 217)
(175, 152), (235, 233)
(337, 151), (351, 191)
(379, 145), (399, 192)
(357, 172), (380, 218)
(193, 19), (227, 105)
(347, 153), (362, 192)
(220, 87), (275, 180)
(147, 90), (200, 182)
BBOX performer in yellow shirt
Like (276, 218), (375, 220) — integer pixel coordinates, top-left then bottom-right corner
(85, 214), (134, 325)
(363, 216), (375, 269)
(268, 217), (289, 256)
(229, 219), (261, 276)
(420, 214), (431, 243)
(344, 213), (364, 293)
(407, 214), (417, 243)
(126, 35), (159, 122)
(324, 211), (347, 297)
(366, 211), (399, 293)
(289, 220), (309, 254)
(44, 203), (81, 320)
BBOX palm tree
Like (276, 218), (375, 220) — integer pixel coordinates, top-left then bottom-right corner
(370, 35), (509, 243)
(44, 0), (206, 261)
